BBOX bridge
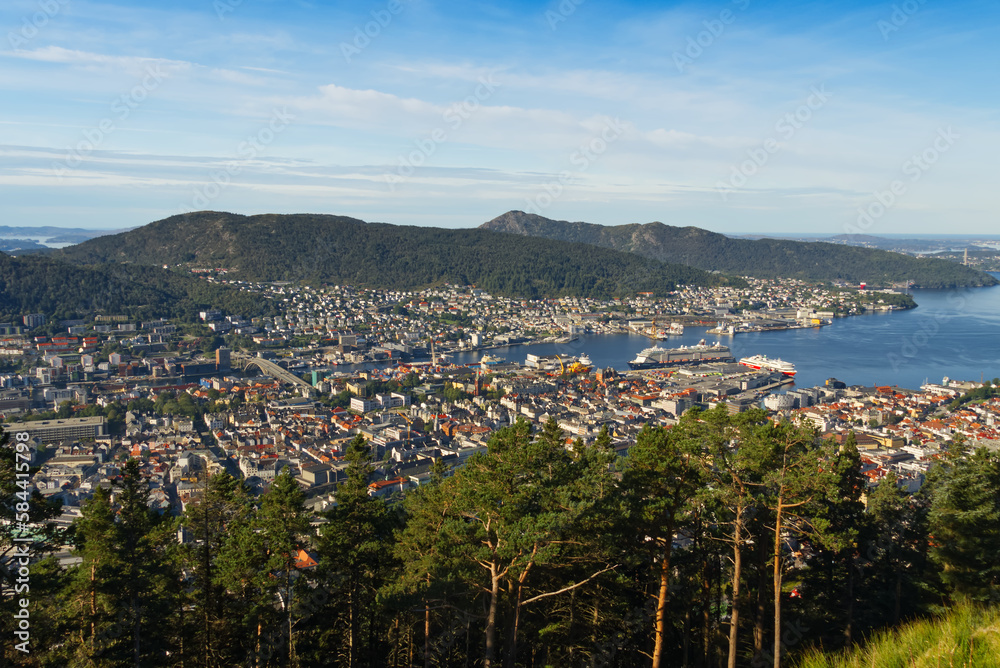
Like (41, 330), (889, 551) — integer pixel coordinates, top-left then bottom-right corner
(234, 355), (316, 396)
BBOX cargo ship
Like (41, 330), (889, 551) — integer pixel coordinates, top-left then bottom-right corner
(627, 340), (734, 370)
(738, 354), (796, 376)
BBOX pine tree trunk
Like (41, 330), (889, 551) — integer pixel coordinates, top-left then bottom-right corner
(728, 522), (742, 668)
(424, 600), (431, 668)
(90, 562), (97, 647)
(484, 564), (500, 668)
(506, 558), (534, 668)
(133, 594), (141, 668)
(255, 619), (262, 668)
(754, 560), (767, 658)
(287, 566), (295, 667)
(682, 609), (691, 668)
(505, 581), (524, 668)
(348, 585), (356, 668)
(844, 559), (854, 646)
(702, 561), (711, 668)
(772, 503), (783, 668)
(204, 499), (212, 667)
(754, 537), (768, 659)
(893, 573), (902, 625)
(651, 544), (673, 668)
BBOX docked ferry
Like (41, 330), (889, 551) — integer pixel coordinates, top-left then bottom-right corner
(738, 354), (797, 377)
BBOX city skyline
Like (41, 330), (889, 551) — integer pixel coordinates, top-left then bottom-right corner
(2, 0), (998, 234)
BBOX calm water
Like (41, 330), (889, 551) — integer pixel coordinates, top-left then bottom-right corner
(441, 273), (1000, 391)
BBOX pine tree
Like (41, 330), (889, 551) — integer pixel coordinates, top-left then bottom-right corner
(748, 419), (840, 668)
(61, 459), (179, 666)
(926, 443), (1000, 601)
(63, 486), (123, 665)
(184, 471), (252, 667)
(825, 431), (865, 645)
(313, 434), (399, 668)
(621, 416), (704, 668)
(418, 418), (618, 668)
(864, 471), (932, 626)
(392, 457), (459, 668)
(257, 467), (310, 666)
(698, 406), (772, 668)
(214, 509), (272, 667)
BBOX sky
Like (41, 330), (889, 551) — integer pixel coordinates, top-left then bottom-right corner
(1, 0), (999, 234)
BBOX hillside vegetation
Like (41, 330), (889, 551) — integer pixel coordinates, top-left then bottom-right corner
(796, 605), (1000, 668)
(55, 211), (743, 297)
(481, 211), (998, 288)
(0, 252), (272, 321)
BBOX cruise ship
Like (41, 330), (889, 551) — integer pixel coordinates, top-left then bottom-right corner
(627, 340), (734, 370)
(738, 354), (797, 376)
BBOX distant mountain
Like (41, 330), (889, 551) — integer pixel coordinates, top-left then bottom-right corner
(0, 238), (47, 253)
(480, 212), (998, 288)
(0, 253), (273, 321)
(0, 225), (124, 247)
(824, 234), (993, 253)
(55, 211), (745, 298)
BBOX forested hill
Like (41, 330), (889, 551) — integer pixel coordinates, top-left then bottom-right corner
(0, 253), (272, 321)
(480, 211), (999, 288)
(54, 211), (744, 297)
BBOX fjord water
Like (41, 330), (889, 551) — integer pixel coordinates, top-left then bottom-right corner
(448, 274), (1000, 391)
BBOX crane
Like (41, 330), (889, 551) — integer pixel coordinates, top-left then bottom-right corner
(647, 316), (661, 343)
(395, 410), (414, 449)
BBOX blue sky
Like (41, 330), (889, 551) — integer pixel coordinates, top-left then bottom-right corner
(2, 0), (998, 234)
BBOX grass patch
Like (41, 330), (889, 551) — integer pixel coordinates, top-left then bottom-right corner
(795, 604), (1000, 668)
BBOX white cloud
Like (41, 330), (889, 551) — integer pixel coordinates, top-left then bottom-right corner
(4, 46), (193, 76)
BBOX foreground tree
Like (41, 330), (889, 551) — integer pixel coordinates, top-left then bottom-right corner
(62, 459), (179, 666)
(621, 418), (703, 668)
(314, 434), (399, 668)
(926, 443), (1000, 602)
(420, 418), (618, 667)
(183, 471), (252, 667)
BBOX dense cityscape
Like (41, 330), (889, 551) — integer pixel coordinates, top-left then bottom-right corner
(1, 272), (998, 665)
(4, 0), (1000, 665)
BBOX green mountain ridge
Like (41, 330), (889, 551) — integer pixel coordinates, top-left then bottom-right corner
(480, 211), (998, 288)
(53, 211), (743, 298)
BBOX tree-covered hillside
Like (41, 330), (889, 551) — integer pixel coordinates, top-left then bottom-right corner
(0, 253), (272, 321)
(54, 211), (744, 298)
(481, 211), (999, 288)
